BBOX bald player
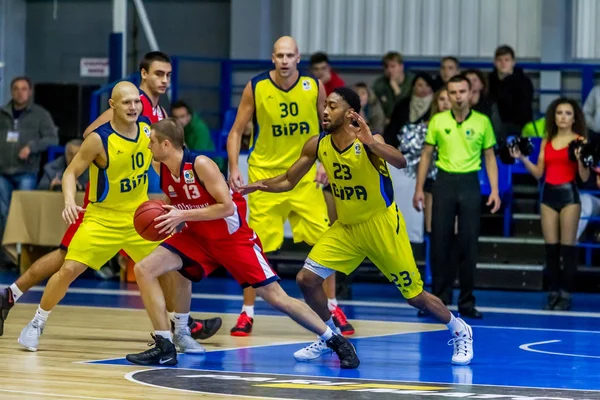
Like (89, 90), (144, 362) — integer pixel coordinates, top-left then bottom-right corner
(227, 36), (354, 337)
(16, 82), (202, 354)
(0, 52), (221, 342)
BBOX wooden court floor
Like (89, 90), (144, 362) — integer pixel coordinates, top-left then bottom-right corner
(0, 304), (441, 400)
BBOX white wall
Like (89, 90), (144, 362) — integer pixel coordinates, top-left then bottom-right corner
(572, 0), (600, 59)
(291, 0), (541, 58)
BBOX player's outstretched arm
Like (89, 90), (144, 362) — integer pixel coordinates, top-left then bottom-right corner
(62, 133), (103, 223)
(240, 137), (319, 195)
(227, 82), (255, 190)
(83, 109), (113, 138)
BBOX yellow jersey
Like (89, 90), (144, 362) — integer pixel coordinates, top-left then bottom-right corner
(249, 71), (320, 169)
(88, 117), (152, 212)
(317, 133), (394, 225)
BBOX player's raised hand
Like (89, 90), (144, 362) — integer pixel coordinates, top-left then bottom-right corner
(348, 111), (374, 146)
(228, 167), (245, 192)
(62, 201), (85, 225)
(238, 181), (267, 195)
(154, 205), (185, 235)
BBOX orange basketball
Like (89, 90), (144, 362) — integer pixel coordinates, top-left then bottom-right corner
(134, 200), (169, 241)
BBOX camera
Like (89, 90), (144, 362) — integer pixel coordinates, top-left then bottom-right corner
(569, 137), (600, 168)
(497, 136), (534, 165)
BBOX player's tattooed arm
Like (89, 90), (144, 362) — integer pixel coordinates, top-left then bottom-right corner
(185, 156), (235, 222)
(227, 82), (255, 191)
(62, 133), (103, 224)
(240, 137), (319, 195)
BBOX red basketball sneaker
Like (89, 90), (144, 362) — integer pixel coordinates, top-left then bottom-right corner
(230, 311), (253, 336)
(331, 306), (355, 336)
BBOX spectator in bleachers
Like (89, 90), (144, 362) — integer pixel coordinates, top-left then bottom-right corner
(383, 72), (434, 148)
(488, 45), (534, 135)
(309, 52), (345, 96)
(510, 98), (589, 311)
(354, 82), (385, 134)
(583, 84), (600, 135)
(432, 57), (460, 92)
(577, 173), (600, 241)
(414, 74), (500, 319)
(464, 69), (504, 138)
(396, 88), (451, 239)
(0, 76), (58, 242)
(37, 139), (87, 191)
(372, 52), (416, 121)
(171, 100), (224, 171)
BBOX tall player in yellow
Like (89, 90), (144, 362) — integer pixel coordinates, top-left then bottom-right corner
(16, 82), (202, 354)
(227, 36), (354, 336)
(241, 88), (475, 365)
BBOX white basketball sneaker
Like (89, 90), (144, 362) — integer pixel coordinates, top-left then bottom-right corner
(293, 338), (332, 361)
(174, 327), (206, 354)
(448, 318), (473, 365)
(18, 319), (44, 352)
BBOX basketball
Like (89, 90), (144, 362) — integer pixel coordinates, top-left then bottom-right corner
(134, 200), (169, 241)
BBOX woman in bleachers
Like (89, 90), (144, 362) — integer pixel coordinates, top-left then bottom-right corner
(383, 72), (434, 148)
(510, 98), (590, 310)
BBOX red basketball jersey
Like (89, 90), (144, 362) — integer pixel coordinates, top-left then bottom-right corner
(160, 150), (246, 240)
(140, 88), (166, 123)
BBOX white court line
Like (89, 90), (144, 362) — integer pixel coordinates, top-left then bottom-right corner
(24, 285), (600, 319)
(473, 325), (600, 334)
(0, 389), (122, 400)
(520, 340), (600, 359)
(124, 369), (296, 400)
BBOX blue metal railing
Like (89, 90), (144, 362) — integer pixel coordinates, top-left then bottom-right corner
(89, 57), (600, 131)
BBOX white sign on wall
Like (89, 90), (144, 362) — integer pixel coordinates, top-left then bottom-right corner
(80, 58), (109, 78)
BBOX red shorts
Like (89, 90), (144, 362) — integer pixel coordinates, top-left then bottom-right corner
(162, 228), (279, 288)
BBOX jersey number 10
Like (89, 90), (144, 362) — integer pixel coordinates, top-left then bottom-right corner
(131, 153), (144, 170)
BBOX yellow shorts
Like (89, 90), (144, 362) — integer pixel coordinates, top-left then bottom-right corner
(248, 165), (329, 253)
(307, 203), (424, 299)
(65, 204), (160, 270)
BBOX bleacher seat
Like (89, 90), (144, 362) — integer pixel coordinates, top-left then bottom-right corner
(479, 156), (513, 236)
(219, 108), (238, 151)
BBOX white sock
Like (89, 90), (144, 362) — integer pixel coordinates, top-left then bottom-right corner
(9, 283), (23, 302)
(324, 317), (337, 332)
(242, 305), (254, 319)
(173, 313), (189, 332)
(327, 298), (338, 311)
(33, 305), (50, 326)
(167, 312), (175, 322)
(155, 330), (172, 342)
(446, 314), (464, 336)
(319, 326), (334, 341)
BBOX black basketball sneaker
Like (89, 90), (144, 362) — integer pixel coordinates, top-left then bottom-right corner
(126, 334), (177, 366)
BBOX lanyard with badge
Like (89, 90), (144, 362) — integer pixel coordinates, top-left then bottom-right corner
(7, 118), (20, 143)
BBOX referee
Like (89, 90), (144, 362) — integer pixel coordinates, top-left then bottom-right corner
(413, 74), (500, 319)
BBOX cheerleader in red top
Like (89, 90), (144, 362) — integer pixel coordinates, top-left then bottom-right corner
(511, 98), (589, 311)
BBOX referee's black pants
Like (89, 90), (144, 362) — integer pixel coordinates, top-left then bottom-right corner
(431, 170), (480, 311)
